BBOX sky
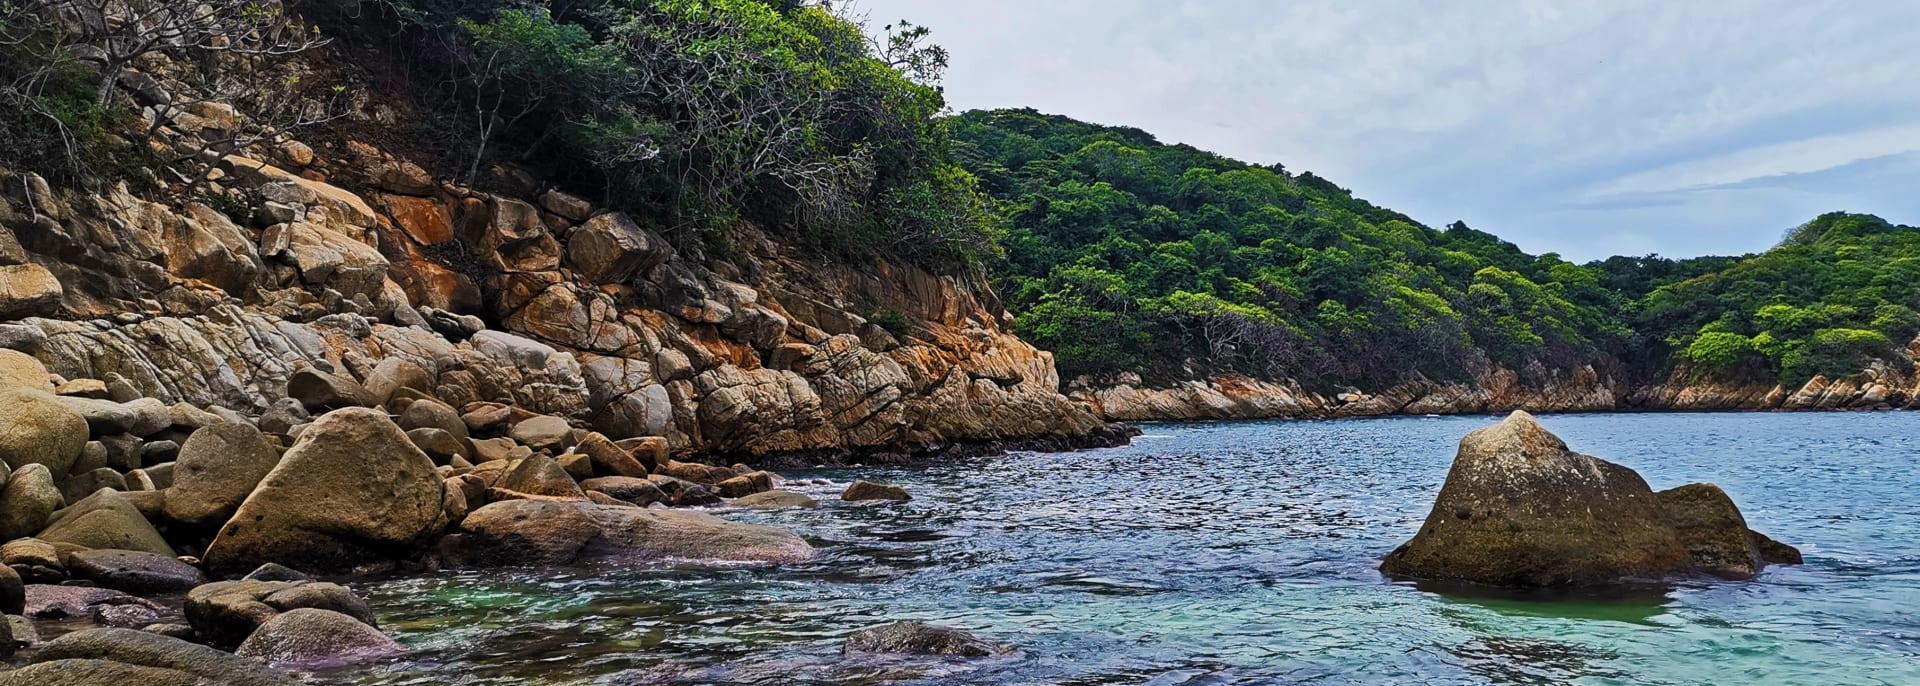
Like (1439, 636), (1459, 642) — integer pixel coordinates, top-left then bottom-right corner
(855, 0), (1920, 261)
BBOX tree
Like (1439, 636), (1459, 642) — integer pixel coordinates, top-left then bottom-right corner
(22, 0), (327, 108)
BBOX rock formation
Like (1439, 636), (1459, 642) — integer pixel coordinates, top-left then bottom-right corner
(1382, 412), (1800, 586)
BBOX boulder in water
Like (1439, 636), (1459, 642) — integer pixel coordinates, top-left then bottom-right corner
(1656, 483), (1800, 578)
(185, 579), (376, 648)
(732, 489), (816, 510)
(446, 499), (815, 567)
(1379, 411), (1691, 586)
(235, 608), (406, 669)
(843, 621), (1012, 657)
(842, 480), (910, 502)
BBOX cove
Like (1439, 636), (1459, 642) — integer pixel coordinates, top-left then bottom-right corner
(317, 412), (1920, 685)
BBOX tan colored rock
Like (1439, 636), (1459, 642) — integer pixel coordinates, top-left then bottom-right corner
(448, 499), (814, 566)
(1380, 412), (1691, 586)
(164, 421), (280, 526)
(202, 408), (447, 576)
(37, 490), (173, 557)
(0, 349), (53, 391)
(235, 607), (405, 669)
(842, 480), (910, 502)
(0, 388), (87, 475)
(0, 264), (62, 319)
(577, 432), (647, 478)
(731, 489), (815, 510)
(185, 579), (375, 649)
(566, 212), (669, 283)
(493, 455), (584, 500)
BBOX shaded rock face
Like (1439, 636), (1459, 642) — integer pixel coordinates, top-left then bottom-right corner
(1380, 412), (1692, 586)
(64, 549), (206, 594)
(1656, 483), (1800, 579)
(0, 627), (298, 686)
(446, 499), (815, 567)
(203, 407), (447, 576)
(843, 622), (1012, 657)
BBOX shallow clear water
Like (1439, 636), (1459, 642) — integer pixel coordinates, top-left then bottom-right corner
(320, 412), (1920, 685)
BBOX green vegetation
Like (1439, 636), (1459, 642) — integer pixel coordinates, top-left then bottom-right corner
(6, 1), (1915, 392)
(949, 109), (1633, 385)
(1640, 212), (1920, 385)
(949, 110), (1920, 390)
(341, 0), (995, 265)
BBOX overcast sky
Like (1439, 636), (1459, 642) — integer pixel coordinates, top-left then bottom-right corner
(857, 0), (1920, 261)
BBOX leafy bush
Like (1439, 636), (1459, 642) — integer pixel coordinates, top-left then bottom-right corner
(360, 0), (992, 266)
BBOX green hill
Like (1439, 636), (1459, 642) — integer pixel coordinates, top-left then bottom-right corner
(950, 108), (1920, 389)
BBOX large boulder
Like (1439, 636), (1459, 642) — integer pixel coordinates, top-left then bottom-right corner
(185, 579), (375, 648)
(579, 476), (665, 506)
(65, 549), (206, 594)
(566, 212), (670, 284)
(1379, 411), (1691, 586)
(0, 627), (298, 686)
(843, 622), (1013, 657)
(0, 388), (88, 475)
(203, 407), (447, 576)
(0, 263), (62, 320)
(446, 500), (815, 567)
(235, 607), (405, 669)
(492, 455), (585, 499)
(0, 348), (53, 391)
(1656, 483), (1799, 578)
(163, 421), (280, 527)
(37, 490), (174, 557)
(0, 464), (64, 540)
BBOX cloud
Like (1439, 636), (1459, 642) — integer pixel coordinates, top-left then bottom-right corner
(860, 0), (1920, 260)
(1584, 124), (1920, 198)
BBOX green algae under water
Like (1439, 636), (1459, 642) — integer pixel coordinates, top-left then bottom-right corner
(316, 412), (1920, 685)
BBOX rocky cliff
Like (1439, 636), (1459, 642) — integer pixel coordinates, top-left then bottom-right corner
(0, 105), (1121, 462)
(1070, 349), (1920, 421)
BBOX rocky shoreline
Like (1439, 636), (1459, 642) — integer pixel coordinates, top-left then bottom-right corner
(1069, 356), (1920, 422)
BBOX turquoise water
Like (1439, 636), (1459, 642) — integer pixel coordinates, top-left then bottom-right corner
(323, 412), (1920, 685)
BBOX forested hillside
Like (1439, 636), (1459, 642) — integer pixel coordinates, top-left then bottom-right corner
(950, 109), (1920, 393)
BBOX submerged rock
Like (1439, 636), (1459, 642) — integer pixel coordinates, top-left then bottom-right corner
(185, 579), (376, 649)
(235, 608), (406, 669)
(1380, 411), (1691, 586)
(446, 499), (815, 567)
(1, 627), (298, 686)
(732, 489), (817, 510)
(843, 622), (1012, 657)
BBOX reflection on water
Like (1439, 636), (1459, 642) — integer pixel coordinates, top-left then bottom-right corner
(318, 412), (1920, 685)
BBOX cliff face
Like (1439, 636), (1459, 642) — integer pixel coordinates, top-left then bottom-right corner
(0, 120), (1117, 460)
(1071, 351), (1920, 421)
